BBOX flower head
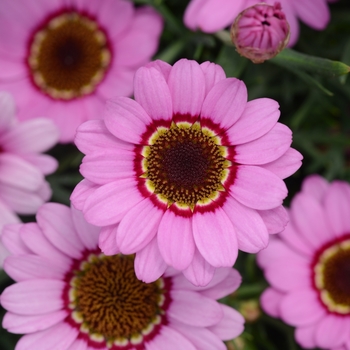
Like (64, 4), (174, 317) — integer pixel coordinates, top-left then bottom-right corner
(1, 202), (244, 350)
(0, 0), (163, 142)
(258, 175), (350, 349)
(230, 2), (290, 63)
(71, 58), (302, 286)
(0, 92), (59, 266)
(184, 0), (332, 46)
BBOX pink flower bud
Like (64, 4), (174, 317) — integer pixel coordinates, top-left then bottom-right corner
(230, 2), (290, 64)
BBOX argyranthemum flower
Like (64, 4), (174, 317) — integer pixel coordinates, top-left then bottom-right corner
(258, 175), (350, 350)
(0, 202), (244, 350)
(71, 58), (302, 286)
(184, 0), (333, 46)
(0, 0), (162, 143)
(0, 91), (59, 266)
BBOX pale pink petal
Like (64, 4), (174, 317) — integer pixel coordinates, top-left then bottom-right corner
(260, 148), (303, 179)
(0, 91), (16, 132)
(201, 78), (247, 131)
(0, 242), (10, 267)
(208, 304), (245, 340)
(15, 321), (78, 350)
(0, 200), (20, 229)
(168, 290), (223, 327)
(1, 280), (65, 315)
(104, 96), (152, 144)
(168, 59), (206, 117)
(295, 0), (330, 30)
(226, 98), (280, 145)
(192, 209), (238, 267)
(182, 248), (215, 287)
(260, 288), (284, 318)
(235, 123), (292, 165)
(145, 60), (172, 80)
(37, 181), (52, 202)
(280, 289), (326, 326)
(36, 203), (83, 259)
(70, 179), (98, 211)
(20, 154), (58, 175)
(83, 179), (143, 226)
(134, 67), (172, 121)
(4, 255), (66, 281)
(223, 196), (268, 253)
(98, 226), (119, 256)
(295, 323), (318, 349)
(315, 315), (350, 349)
(3, 310), (68, 334)
(74, 120), (134, 155)
(67, 338), (88, 350)
(158, 211), (195, 270)
(117, 199), (164, 254)
(145, 325), (196, 350)
(134, 236), (167, 283)
(301, 174), (329, 202)
(258, 206), (288, 234)
(2, 118), (59, 153)
(230, 166), (287, 210)
(199, 61), (226, 95)
(1, 224), (31, 256)
(172, 321), (226, 350)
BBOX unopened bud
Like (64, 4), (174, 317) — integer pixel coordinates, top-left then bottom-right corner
(230, 2), (290, 64)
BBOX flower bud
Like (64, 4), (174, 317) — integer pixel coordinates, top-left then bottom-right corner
(230, 2), (290, 63)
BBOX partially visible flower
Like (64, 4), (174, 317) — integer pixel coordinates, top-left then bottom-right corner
(238, 299), (261, 322)
(1, 202), (244, 350)
(0, 0), (163, 142)
(258, 175), (350, 349)
(0, 92), (59, 266)
(184, 0), (332, 46)
(230, 3), (290, 63)
(71, 58), (302, 286)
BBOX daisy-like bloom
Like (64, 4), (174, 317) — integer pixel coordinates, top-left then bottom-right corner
(0, 91), (59, 266)
(0, 202), (244, 350)
(184, 0), (333, 46)
(71, 58), (302, 286)
(258, 175), (350, 350)
(0, 0), (162, 143)
(230, 3), (290, 64)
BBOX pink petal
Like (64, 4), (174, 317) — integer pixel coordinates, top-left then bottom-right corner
(258, 205), (288, 234)
(158, 211), (195, 270)
(98, 226), (120, 256)
(230, 165), (287, 210)
(280, 289), (326, 326)
(192, 209), (238, 267)
(1, 280), (65, 315)
(199, 61), (226, 95)
(3, 310), (68, 334)
(15, 321), (78, 350)
(0, 91), (16, 132)
(260, 148), (303, 179)
(201, 78), (247, 131)
(104, 96), (152, 144)
(295, 0), (330, 30)
(83, 179), (143, 226)
(226, 98), (280, 145)
(0, 200), (20, 228)
(235, 123), (292, 165)
(301, 174), (329, 202)
(134, 236), (167, 283)
(21, 154), (58, 176)
(134, 66), (172, 121)
(145, 60), (172, 80)
(208, 304), (245, 340)
(117, 199), (163, 254)
(295, 323), (318, 349)
(223, 196), (268, 253)
(1, 223), (31, 256)
(168, 290), (223, 327)
(70, 179), (98, 211)
(260, 288), (284, 318)
(36, 203), (83, 259)
(168, 59), (206, 117)
(67, 338), (88, 350)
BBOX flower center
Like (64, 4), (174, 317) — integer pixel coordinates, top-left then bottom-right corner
(66, 253), (170, 348)
(314, 237), (350, 314)
(28, 12), (111, 100)
(142, 123), (231, 210)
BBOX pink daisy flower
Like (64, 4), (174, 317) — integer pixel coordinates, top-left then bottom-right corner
(0, 0), (163, 143)
(71, 58), (302, 286)
(184, 0), (333, 46)
(0, 91), (59, 266)
(258, 175), (350, 350)
(0, 202), (244, 350)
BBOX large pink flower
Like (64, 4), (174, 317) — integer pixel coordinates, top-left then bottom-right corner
(184, 0), (333, 46)
(0, 0), (162, 143)
(0, 202), (244, 350)
(258, 175), (350, 350)
(71, 58), (302, 286)
(0, 91), (59, 266)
